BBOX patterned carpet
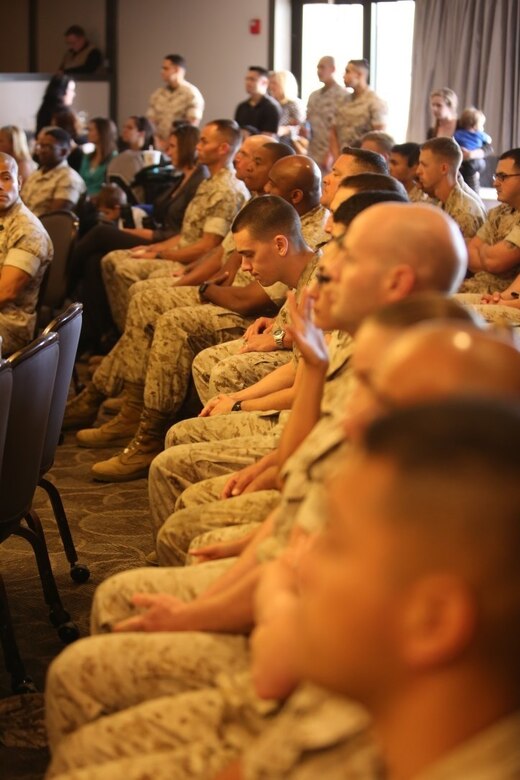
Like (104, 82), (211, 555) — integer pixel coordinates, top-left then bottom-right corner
(0, 415), (153, 779)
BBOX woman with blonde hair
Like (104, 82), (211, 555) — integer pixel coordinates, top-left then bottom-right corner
(0, 125), (36, 183)
(427, 87), (459, 139)
(268, 70), (305, 138)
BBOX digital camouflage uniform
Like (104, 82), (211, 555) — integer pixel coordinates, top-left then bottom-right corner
(333, 89), (388, 150)
(101, 167), (248, 331)
(441, 182), (486, 240)
(460, 204), (520, 294)
(455, 292), (520, 329)
(47, 682), (377, 780)
(153, 332), (353, 562)
(192, 208), (329, 400)
(0, 199), (53, 354)
(306, 81), (346, 169)
(146, 81), (205, 142)
(21, 160), (86, 218)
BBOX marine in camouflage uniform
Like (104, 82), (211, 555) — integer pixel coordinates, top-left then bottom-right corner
(101, 165), (248, 332)
(0, 196), (53, 354)
(460, 204), (520, 294)
(192, 207), (329, 401)
(441, 180), (486, 239)
(152, 332), (353, 562)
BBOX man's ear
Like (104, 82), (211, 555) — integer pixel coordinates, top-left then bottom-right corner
(291, 188), (304, 206)
(274, 234), (289, 256)
(399, 574), (477, 669)
(384, 264), (416, 301)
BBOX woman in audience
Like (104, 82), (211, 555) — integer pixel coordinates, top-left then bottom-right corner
(107, 115), (155, 188)
(0, 125), (36, 183)
(79, 117), (118, 196)
(427, 87), (459, 139)
(35, 74), (76, 133)
(268, 70), (305, 143)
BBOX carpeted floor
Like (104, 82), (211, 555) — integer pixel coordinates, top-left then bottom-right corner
(0, 415), (153, 780)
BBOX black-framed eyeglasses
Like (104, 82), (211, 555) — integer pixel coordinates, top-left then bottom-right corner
(493, 172), (520, 182)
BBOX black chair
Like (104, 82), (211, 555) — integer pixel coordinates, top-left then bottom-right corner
(41, 303), (90, 583)
(0, 334), (79, 693)
(38, 210), (79, 328)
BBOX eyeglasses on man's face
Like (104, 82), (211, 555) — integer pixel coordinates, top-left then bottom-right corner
(493, 172), (520, 182)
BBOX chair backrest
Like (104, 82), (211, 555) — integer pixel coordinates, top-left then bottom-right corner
(40, 302), (83, 474)
(38, 211), (79, 311)
(0, 334), (59, 523)
(0, 360), (13, 482)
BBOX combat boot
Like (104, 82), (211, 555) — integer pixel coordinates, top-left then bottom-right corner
(76, 382), (144, 448)
(62, 382), (106, 430)
(90, 407), (171, 482)
(101, 391), (126, 416)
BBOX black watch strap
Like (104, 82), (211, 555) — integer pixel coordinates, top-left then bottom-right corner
(198, 281), (210, 301)
(231, 400), (242, 412)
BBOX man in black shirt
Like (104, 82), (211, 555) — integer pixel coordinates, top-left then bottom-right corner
(234, 66), (281, 135)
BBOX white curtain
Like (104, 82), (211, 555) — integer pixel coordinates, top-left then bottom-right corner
(407, 0), (520, 154)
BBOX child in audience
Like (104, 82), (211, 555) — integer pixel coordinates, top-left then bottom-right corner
(454, 107), (492, 191)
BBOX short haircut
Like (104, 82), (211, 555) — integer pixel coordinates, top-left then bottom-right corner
(97, 182), (127, 209)
(165, 54), (186, 69)
(170, 123), (200, 168)
(361, 131), (395, 156)
(348, 58), (370, 75)
(391, 142), (420, 167)
(421, 137), (462, 170)
(458, 107), (483, 130)
(368, 292), (478, 330)
(208, 119), (241, 155)
(40, 126), (71, 149)
(65, 25), (86, 37)
(341, 146), (388, 174)
(499, 148), (520, 170)
(249, 66), (269, 78)
(333, 190), (408, 229)
(261, 141), (295, 161)
(231, 194), (303, 244)
(339, 172), (408, 198)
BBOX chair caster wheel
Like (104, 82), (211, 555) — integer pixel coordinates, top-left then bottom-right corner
(57, 622), (80, 644)
(70, 564), (90, 583)
(13, 677), (37, 694)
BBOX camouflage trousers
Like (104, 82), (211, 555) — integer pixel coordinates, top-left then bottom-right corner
(45, 628), (250, 753)
(101, 250), (182, 332)
(149, 412), (283, 535)
(0, 314), (34, 356)
(46, 672), (270, 779)
(192, 339), (293, 404)
(455, 292), (520, 329)
(92, 282), (250, 414)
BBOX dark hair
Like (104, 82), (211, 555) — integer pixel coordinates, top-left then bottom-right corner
(65, 25), (86, 37)
(52, 109), (81, 141)
(340, 172), (408, 198)
(165, 54), (186, 69)
(97, 182), (127, 209)
(391, 143), (420, 167)
(499, 148), (520, 170)
(262, 142), (295, 161)
(170, 123), (199, 168)
(208, 119), (241, 155)
(348, 58), (370, 73)
(249, 66), (269, 78)
(333, 190), (408, 228)
(89, 117), (118, 161)
(422, 137), (463, 170)
(368, 292), (477, 330)
(40, 126), (72, 150)
(125, 115), (154, 150)
(231, 194), (303, 244)
(341, 146), (388, 174)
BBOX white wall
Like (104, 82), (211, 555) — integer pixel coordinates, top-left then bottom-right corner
(117, 0), (270, 128)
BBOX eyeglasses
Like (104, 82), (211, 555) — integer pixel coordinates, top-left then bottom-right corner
(493, 172), (520, 182)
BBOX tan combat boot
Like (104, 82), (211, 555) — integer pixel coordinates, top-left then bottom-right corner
(62, 382), (106, 430)
(90, 407), (170, 482)
(76, 382), (144, 448)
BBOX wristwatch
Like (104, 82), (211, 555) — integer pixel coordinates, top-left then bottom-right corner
(198, 281), (211, 301)
(231, 400), (242, 412)
(273, 328), (285, 348)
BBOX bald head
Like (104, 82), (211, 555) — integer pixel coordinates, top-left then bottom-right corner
(378, 324), (520, 405)
(0, 152), (18, 175)
(266, 154), (322, 214)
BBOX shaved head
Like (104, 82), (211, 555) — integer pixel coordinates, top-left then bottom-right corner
(0, 152), (18, 175)
(265, 154), (322, 213)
